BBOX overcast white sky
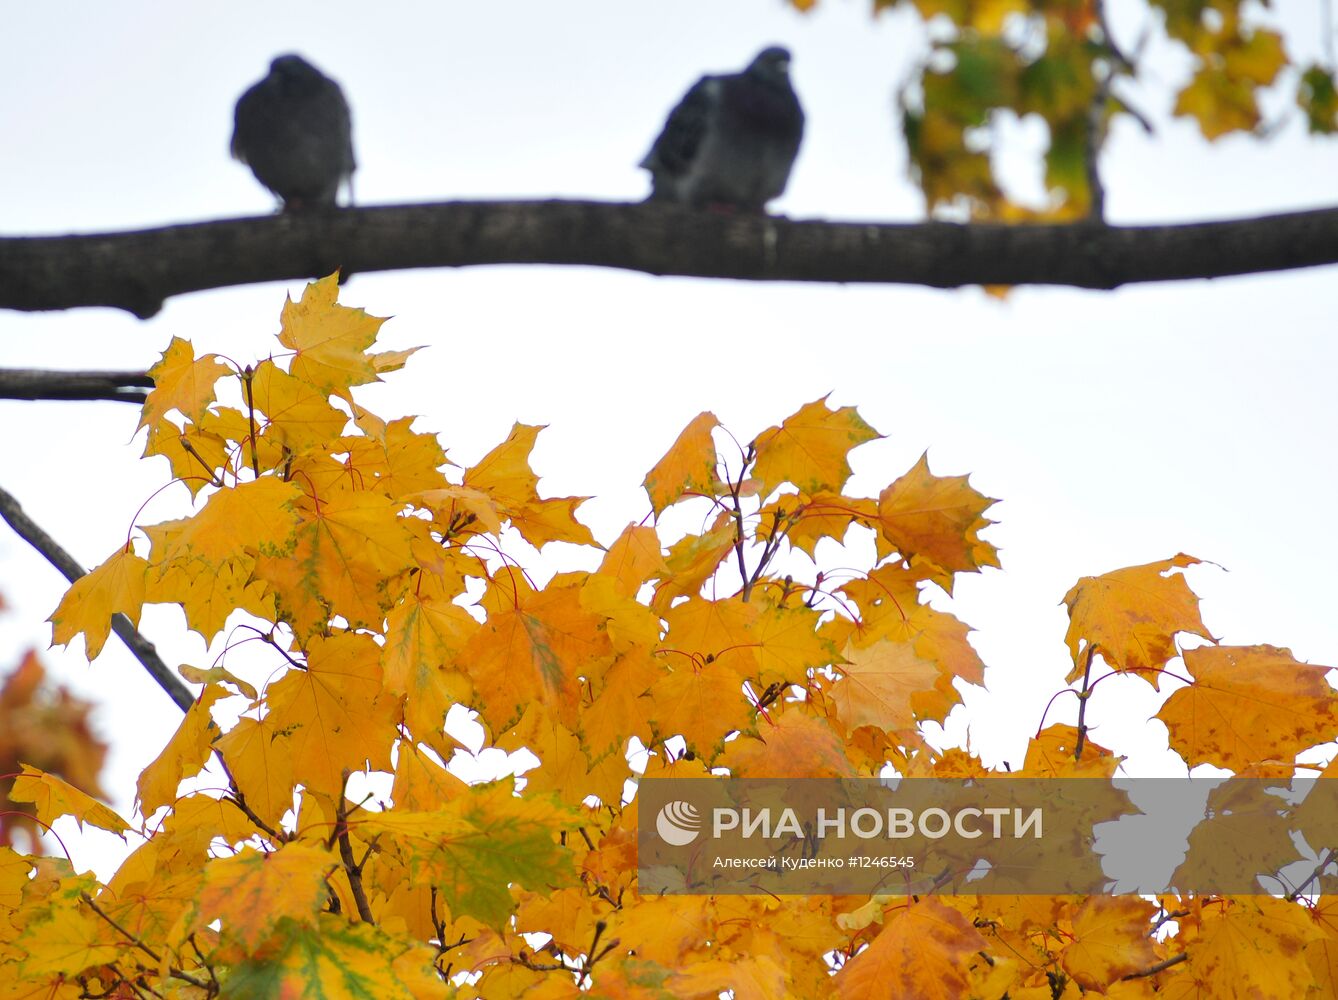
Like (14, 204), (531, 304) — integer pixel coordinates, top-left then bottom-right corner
(2, 0), (1337, 875)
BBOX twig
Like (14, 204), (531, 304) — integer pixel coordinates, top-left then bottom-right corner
(1286, 846), (1337, 901)
(1073, 644), (1098, 762)
(1122, 952), (1188, 979)
(334, 769), (377, 924)
(80, 892), (211, 991)
(0, 482), (194, 713)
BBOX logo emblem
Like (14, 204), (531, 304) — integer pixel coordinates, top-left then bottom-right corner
(655, 800), (702, 846)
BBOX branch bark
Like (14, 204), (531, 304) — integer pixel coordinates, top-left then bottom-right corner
(0, 483), (194, 712)
(0, 369), (152, 402)
(3, 200), (1337, 318)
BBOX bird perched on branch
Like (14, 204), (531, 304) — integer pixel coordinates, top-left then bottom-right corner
(231, 54), (355, 211)
(641, 46), (804, 212)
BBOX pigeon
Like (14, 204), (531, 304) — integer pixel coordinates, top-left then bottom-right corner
(641, 47), (804, 212)
(231, 54), (355, 211)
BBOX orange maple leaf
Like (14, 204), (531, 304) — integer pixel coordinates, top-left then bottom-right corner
(1159, 644), (1338, 771)
(874, 452), (999, 585)
(752, 395), (881, 497)
(643, 411), (720, 515)
(462, 579), (613, 731)
(835, 897), (988, 998)
(1063, 553), (1213, 685)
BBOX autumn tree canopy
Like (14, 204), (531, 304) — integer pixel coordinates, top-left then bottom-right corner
(2, 1), (1337, 997)
(2, 275), (1336, 997)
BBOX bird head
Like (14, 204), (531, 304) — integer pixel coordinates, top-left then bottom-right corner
(269, 54), (321, 80)
(747, 46), (793, 83)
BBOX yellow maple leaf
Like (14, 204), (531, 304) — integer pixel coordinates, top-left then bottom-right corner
(265, 633), (398, 796)
(49, 545), (149, 659)
(875, 452), (999, 583)
(411, 484), (503, 536)
(278, 273), (389, 403)
(757, 491), (874, 559)
(155, 477), (302, 567)
(382, 593), (474, 758)
(669, 954), (790, 1000)
(721, 706), (855, 778)
(581, 645), (660, 755)
(136, 685), (228, 818)
(1159, 645), (1338, 772)
(254, 490), (415, 636)
(8, 764), (129, 838)
(596, 524), (668, 598)
(751, 396), (881, 497)
(1174, 66), (1260, 139)
(196, 843), (336, 950)
(248, 359), (349, 456)
(343, 413), (450, 499)
(751, 600), (842, 687)
(462, 423), (594, 549)
(827, 639), (940, 737)
(649, 513), (737, 613)
(642, 411), (720, 515)
(1021, 724), (1121, 778)
(138, 335), (231, 431)
(462, 579), (613, 731)
(146, 555), (275, 643)
(1189, 896), (1325, 997)
(17, 902), (120, 979)
(141, 408), (231, 496)
(391, 741), (467, 812)
(215, 716), (296, 830)
(835, 898), (988, 998)
(1060, 896), (1158, 989)
(463, 422), (545, 503)
(648, 660), (753, 751)
(662, 597), (760, 679)
(1063, 553), (1212, 685)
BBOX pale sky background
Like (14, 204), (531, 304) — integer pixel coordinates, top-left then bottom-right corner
(2, 0), (1337, 877)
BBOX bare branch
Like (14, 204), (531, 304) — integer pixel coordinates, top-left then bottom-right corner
(3, 201), (1338, 318)
(0, 482), (194, 712)
(0, 368), (152, 402)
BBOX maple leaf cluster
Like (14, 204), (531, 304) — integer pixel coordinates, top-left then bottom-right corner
(2, 275), (1337, 998)
(794, 0), (1298, 220)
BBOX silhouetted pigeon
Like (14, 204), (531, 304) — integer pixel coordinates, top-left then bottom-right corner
(641, 47), (804, 212)
(231, 54), (355, 211)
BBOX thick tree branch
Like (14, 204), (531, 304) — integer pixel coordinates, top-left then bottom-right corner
(0, 369), (152, 402)
(2, 200), (1337, 318)
(0, 483), (194, 712)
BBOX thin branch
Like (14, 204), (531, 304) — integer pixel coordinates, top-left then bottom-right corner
(1122, 951), (1188, 979)
(0, 482), (194, 713)
(0, 368), (152, 402)
(4, 201), (1338, 318)
(81, 893), (211, 991)
(1286, 846), (1336, 901)
(1073, 643), (1098, 762)
(334, 770), (377, 924)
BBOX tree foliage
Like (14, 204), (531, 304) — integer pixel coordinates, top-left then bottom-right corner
(799, 0), (1332, 219)
(1, 275), (1335, 998)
